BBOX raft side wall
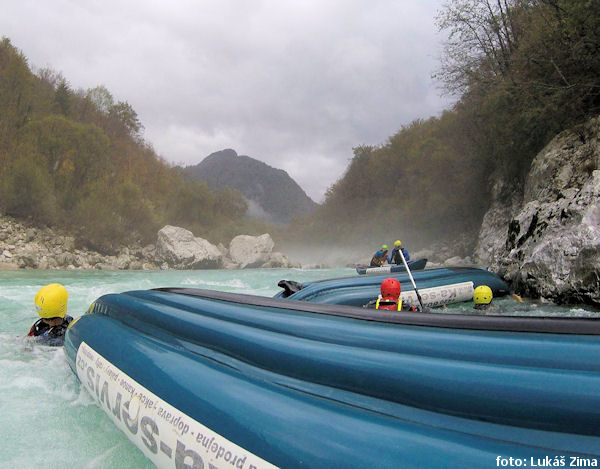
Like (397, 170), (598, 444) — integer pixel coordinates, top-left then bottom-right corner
(67, 288), (600, 439)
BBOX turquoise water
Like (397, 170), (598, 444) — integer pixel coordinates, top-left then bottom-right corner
(0, 268), (349, 469)
(1, 268), (597, 469)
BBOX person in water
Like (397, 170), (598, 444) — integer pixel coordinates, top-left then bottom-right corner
(388, 239), (410, 265)
(370, 244), (389, 267)
(28, 283), (73, 345)
(473, 285), (493, 311)
(364, 277), (417, 311)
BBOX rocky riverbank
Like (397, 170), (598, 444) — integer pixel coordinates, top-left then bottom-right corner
(0, 216), (152, 270)
(0, 218), (299, 271)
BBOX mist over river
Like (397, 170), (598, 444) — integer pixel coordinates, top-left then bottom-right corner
(1, 268), (597, 468)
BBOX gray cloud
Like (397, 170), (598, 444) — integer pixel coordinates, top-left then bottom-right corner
(1, 0), (452, 201)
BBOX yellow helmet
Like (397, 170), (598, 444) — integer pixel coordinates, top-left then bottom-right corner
(394, 240), (401, 247)
(473, 285), (493, 305)
(34, 283), (68, 318)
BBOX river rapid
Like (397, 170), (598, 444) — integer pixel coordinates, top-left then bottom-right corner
(1, 268), (597, 468)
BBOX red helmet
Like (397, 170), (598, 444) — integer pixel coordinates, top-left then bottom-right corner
(380, 277), (401, 299)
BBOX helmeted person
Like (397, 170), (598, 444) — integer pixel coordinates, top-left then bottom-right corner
(473, 285), (493, 311)
(370, 244), (389, 267)
(388, 239), (410, 265)
(365, 277), (417, 311)
(28, 283), (73, 345)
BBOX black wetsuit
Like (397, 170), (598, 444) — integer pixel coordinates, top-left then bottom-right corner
(389, 247), (410, 265)
(28, 315), (73, 345)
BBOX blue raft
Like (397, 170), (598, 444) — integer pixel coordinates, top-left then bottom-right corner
(65, 275), (600, 468)
(355, 258), (428, 275)
(277, 266), (510, 308)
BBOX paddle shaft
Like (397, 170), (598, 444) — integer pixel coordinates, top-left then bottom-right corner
(399, 249), (425, 311)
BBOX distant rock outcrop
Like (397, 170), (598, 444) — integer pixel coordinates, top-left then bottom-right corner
(156, 225), (223, 269)
(156, 229), (298, 270)
(183, 149), (317, 224)
(474, 116), (600, 305)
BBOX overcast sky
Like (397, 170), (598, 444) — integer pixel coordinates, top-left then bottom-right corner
(1, 0), (452, 202)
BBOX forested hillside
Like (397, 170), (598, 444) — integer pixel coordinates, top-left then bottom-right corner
(0, 38), (253, 253)
(288, 0), (600, 249)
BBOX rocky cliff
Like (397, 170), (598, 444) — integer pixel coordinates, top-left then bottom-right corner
(474, 116), (600, 305)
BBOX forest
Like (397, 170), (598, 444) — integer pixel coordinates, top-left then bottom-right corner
(286, 0), (600, 250)
(0, 37), (263, 253)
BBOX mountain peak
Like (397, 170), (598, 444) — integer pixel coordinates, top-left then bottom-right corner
(208, 149), (238, 159)
(184, 149), (317, 224)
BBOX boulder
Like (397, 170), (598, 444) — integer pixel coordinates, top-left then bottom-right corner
(141, 244), (156, 260)
(17, 251), (38, 269)
(474, 116), (600, 305)
(217, 243), (229, 257)
(229, 234), (275, 268)
(156, 225), (223, 269)
(261, 252), (299, 268)
(56, 252), (76, 267)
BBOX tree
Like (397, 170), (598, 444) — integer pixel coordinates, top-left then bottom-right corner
(54, 80), (71, 116)
(86, 85), (114, 113)
(17, 116), (110, 208)
(108, 100), (143, 138)
(2, 153), (57, 223)
(0, 37), (35, 166)
(435, 0), (529, 94)
(435, 0), (600, 180)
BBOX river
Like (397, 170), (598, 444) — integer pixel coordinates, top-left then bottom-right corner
(1, 268), (597, 468)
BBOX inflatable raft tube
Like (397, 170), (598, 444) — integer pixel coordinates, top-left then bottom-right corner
(355, 258), (427, 275)
(277, 266), (509, 307)
(65, 288), (600, 469)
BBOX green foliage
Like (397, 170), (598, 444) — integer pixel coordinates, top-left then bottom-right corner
(54, 80), (70, 116)
(437, 0), (600, 179)
(1, 153), (58, 223)
(0, 38), (35, 158)
(108, 101), (143, 138)
(72, 181), (159, 253)
(0, 38), (250, 253)
(291, 115), (488, 247)
(16, 115), (111, 208)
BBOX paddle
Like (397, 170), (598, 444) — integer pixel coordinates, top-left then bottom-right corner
(398, 249), (425, 311)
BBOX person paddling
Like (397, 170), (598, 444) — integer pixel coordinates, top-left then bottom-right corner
(370, 245), (389, 267)
(388, 240), (410, 265)
(28, 283), (73, 346)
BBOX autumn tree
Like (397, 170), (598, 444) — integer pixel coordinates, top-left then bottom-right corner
(0, 39), (251, 252)
(436, 0), (600, 177)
